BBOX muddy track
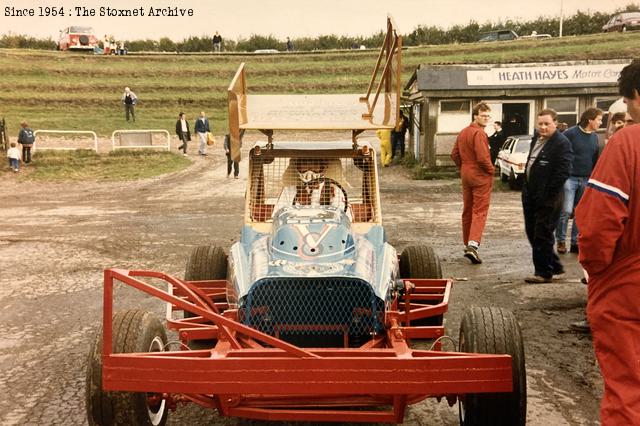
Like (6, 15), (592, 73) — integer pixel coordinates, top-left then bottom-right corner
(0, 136), (600, 425)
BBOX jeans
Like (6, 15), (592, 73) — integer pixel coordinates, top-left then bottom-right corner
(21, 144), (32, 163)
(9, 158), (19, 169)
(556, 176), (587, 245)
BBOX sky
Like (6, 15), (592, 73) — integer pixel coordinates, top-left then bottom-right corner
(0, 0), (633, 41)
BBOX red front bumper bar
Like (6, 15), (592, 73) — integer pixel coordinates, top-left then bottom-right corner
(100, 269), (512, 423)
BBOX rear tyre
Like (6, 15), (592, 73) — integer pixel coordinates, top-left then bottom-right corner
(400, 245), (443, 326)
(183, 245), (227, 321)
(500, 172), (508, 182)
(400, 245), (442, 279)
(458, 307), (526, 426)
(86, 310), (169, 426)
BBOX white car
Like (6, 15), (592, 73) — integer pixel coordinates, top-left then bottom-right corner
(496, 135), (532, 189)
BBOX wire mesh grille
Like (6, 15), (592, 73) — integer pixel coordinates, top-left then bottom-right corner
(248, 153), (377, 223)
(239, 277), (384, 347)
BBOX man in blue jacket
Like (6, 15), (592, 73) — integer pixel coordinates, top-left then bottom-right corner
(555, 107), (602, 254)
(522, 108), (573, 283)
(194, 111), (211, 156)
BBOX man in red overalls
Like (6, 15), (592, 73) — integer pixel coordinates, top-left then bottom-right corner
(575, 59), (640, 425)
(451, 102), (494, 264)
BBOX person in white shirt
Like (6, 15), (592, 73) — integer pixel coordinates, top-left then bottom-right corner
(175, 112), (191, 156)
(7, 142), (21, 172)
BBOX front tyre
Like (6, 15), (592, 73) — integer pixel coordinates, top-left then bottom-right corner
(459, 307), (526, 426)
(400, 245), (442, 279)
(86, 310), (169, 426)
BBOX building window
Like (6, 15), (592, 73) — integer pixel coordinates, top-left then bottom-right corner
(595, 97), (620, 129)
(440, 100), (470, 113)
(545, 97), (578, 127)
(438, 100), (472, 133)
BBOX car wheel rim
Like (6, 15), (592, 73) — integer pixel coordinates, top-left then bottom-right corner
(146, 336), (166, 425)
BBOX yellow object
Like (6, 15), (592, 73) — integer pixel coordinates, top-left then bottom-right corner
(206, 132), (215, 146)
(377, 129), (392, 167)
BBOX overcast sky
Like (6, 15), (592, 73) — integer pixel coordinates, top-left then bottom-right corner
(1, 0), (632, 41)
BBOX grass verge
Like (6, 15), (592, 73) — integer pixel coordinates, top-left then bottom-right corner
(9, 150), (191, 181)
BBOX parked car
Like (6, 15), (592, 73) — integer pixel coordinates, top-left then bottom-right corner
(519, 31), (552, 40)
(496, 134), (532, 189)
(478, 29), (519, 42)
(58, 26), (98, 51)
(602, 12), (640, 32)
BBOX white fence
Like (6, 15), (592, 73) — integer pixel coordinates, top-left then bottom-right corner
(112, 130), (171, 151)
(33, 130), (98, 152)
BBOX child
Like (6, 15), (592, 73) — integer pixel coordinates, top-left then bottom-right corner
(7, 142), (20, 172)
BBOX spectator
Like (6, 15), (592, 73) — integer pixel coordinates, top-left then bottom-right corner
(224, 133), (239, 178)
(488, 121), (506, 165)
(376, 128), (392, 167)
(391, 110), (408, 159)
(450, 102), (494, 264)
(212, 31), (222, 52)
(17, 121), (35, 164)
(609, 111), (626, 134)
(122, 87), (137, 122)
(624, 111), (636, 126)
(570, 108), (634, 334)
(557, 122), (569, 132)
(522, 108), (573, 283)
(574, 59), (640, 426)
(7, 142), (20, 172)
(194, 111), (210, 156)
(103, 35), (110, 55)
(606, 98), (630, 143)
(555, 108), (602, 255)
(175, 112), (191, 156)
(286, 37), (294, 52)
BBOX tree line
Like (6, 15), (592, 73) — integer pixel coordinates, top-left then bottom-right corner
(1, 4), (638, 52)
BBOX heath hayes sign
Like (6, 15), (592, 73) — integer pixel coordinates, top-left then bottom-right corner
(4, 6), (195, 17)
(467, 63), (627, 86)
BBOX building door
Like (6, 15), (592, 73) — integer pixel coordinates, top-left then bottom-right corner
(502, 103), (531, 137)
(483, 100), (534, 137)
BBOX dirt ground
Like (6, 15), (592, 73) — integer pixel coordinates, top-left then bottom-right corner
(0, 134), (601, 425)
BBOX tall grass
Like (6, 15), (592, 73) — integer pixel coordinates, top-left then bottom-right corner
(11, 150), (190, 181)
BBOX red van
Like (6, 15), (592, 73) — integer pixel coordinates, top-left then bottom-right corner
(58, 26), (98, 51)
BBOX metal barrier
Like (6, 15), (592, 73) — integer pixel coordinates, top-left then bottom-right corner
(112, 130), (171, 151)
(33, 130), (98, 152)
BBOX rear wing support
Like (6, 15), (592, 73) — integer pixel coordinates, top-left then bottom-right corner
(360, 15), (402, 126)
(227, 17), (403, 159)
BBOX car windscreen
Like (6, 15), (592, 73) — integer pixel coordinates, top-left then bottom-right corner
(514, 139), (531, 153)
(69, 26), (93, 34)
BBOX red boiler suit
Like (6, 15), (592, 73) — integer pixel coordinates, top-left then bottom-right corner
(574, 125), (640, 426)
(451, 123), (494, 246)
